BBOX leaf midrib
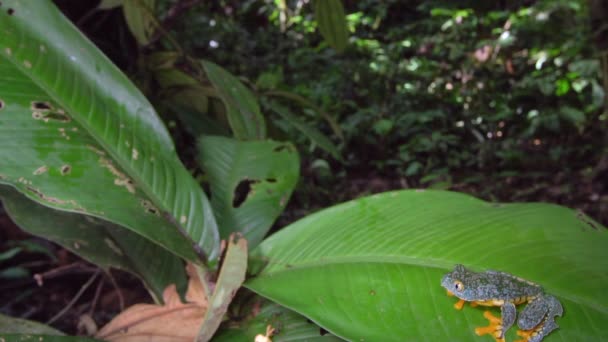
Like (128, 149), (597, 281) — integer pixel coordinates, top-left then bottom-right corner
(1, 18), (202, 260)
(252, 255), (607, 314)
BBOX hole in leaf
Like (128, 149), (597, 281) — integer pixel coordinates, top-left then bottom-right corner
(266, 178), (277, 183)
(140, 200), (159, 215)
(45, 112), (71, 122)
(60, 165), (71, 175)
(31, 101), (51, 111)
(232, 179), (259, 208)
(273, 145), (289, 152)
(319, 327), (329, 336)
(0, 99), (4, 110)
(7, 8), (14, 15)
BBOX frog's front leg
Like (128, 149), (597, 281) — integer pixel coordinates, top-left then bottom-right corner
(475, 302), (516, 342)
(515, 295), (563, 342)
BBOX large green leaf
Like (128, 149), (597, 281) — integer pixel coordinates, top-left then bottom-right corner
(0, 0), (219, 262)
(123, 0), (156, 46)
(212, 301), (344, 342)
(264, 90), (343, 141)
(246, 190), (608, 341)
(202, 60), (266, 140)
(314, 0), (349, 52)
(266, 101), (340, 160)
(0, 314), (64, 335)
(0, 185), (187, 301)
(198, 136), (299, 247)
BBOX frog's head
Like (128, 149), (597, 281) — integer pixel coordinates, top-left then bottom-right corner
(441, 264), (478, 301)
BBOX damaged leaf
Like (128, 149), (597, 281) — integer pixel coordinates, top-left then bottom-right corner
(96, 264), (208, 342)
(202, 60), (266, 140)
(0, 0), (220, 262)
(198, 136), (300, 247)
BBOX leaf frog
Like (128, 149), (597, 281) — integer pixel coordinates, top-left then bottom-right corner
(441, 264), (563, 342)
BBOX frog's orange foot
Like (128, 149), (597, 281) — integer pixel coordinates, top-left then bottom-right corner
(475, 311), (505, 342)
(515, 328), (539, 342)
(453, 299), (465, 310)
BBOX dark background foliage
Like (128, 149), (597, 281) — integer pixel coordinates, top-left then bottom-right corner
(133, 0), (607, 224)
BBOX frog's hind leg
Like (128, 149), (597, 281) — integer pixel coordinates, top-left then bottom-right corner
(516, 295), (563, 342)
(517, 296), (547, 330)
(516, 320), (559, 342)
(475, 302), (516, 342)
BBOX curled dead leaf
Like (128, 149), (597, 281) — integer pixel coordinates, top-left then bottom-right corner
(96, 263), (208, 342)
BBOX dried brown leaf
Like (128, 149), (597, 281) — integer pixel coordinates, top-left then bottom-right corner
(96, 264), (208, 342)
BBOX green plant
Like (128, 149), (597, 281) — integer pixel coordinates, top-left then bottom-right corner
(0, 1), (606, 341)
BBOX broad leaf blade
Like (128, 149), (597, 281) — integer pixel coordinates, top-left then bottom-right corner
(0, 314), (64, 335)
(266, 101), (340, 160)
(123, 0), (156, 46)
(0, 0), (219, 261)
(198, 136), (299, 247)
(202, 60), (266, 140)
(264, 90), (343, 140)
(246, 190), (608, 341)
(0, 185), (187, 301)
(314, 0), (349, 52)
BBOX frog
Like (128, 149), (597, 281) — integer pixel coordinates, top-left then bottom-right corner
(441, 264), (563, 342)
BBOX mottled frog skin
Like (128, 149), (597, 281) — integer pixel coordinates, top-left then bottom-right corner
(441, 264), (563, 342)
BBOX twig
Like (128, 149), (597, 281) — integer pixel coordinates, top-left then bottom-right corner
(88, 277), (105, 316)
(33, 262), (95, 287)
(46, 269), (101, 325)
(105, 270), (125, 311)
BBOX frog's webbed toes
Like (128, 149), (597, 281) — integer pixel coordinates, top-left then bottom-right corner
(453, 299), (465, 310)
(475, 311), (505, 342)
(515, 328), (535, 342)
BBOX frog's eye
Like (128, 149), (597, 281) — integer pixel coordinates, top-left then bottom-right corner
(453, 281), (464, 292)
